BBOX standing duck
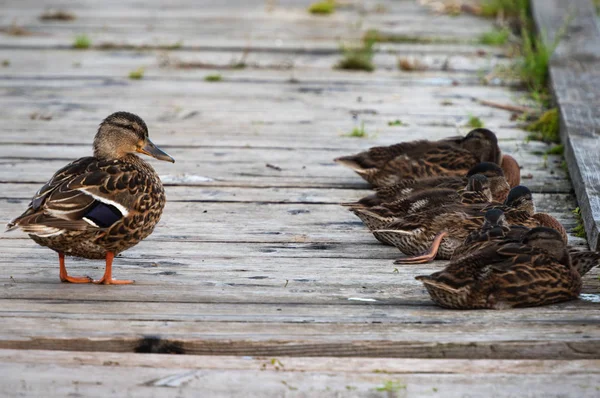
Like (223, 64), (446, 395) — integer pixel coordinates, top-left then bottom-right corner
(334, 128), (520, 188)
(415, 227), (582, 309)
(6, 112), (174, 284)
(346, 162), (511, 208)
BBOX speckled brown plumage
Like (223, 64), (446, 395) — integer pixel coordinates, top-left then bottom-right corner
(415, 227), (582, 309)
(334, 129), (521, 188)
(7, 112), (174, 284)
(345, 162), (510, 208)
(350, 174), (493, 237)
(370, 186), (567, 263)
(453, 210), (600, 276)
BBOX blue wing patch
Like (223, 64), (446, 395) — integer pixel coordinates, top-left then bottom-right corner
(84, 201), (123, 228)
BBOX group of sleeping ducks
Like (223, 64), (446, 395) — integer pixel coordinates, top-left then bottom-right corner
(335, 128), (600, 309)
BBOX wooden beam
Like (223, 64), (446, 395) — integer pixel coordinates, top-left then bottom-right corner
(530, 0), (600, 249)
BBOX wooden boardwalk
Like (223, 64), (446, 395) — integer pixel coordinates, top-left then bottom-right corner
(0, 1), (599, 396)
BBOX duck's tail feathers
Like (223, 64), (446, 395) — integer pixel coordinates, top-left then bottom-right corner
(373, 229), (413, 235)
(334, 155), (367, 172)
(5, 220), (18, 233)
(571, 251), (600, 277)
(415, 276), (462, 294)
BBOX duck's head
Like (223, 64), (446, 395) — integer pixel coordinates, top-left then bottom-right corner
(504, 185), (534, 215)
(462, 129), (520, 188)
(521, 227), (570, 265)
(482, 208), (509, 230)
(466, 174), (492, 201)
(93, 112), (175, 163)
(466, 162), (509, 201)
(462, 128), (500, 163)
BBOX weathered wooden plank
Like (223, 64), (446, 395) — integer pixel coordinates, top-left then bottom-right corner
(0, 0), (496, 52)
(0, 144), (573, 192)
(2, 350), (598, 398)
(0, 316), (599, 359)
(0, 48), (508, 75)
(3, 299), (600, 324)
(530, 0), (600, 250)
(0, 192), (585, 243)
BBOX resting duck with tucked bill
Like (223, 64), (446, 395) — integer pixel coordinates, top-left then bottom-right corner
(334, 128), (520, 188)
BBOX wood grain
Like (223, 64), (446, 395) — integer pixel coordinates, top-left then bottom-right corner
(2, 350), (599, 398)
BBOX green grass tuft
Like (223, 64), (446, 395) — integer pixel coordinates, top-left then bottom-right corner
(479, 28), (510, 46)
(545, 144), (564, 155)
(572, 207), (586, 239)
(363, 29), (462, 44)
(73, 34), (91, 49)
(466, 115), (484, 128)
(128, 67), (144, 80)
(480, 0), (529, 18)
(375, 381), (407, 393)
(526, 108), (560, 143)
(335, 39), (375, 72)
(388, 120), (404, 126)
(308, 1), (335, 15)
(345, 122), (368, 138)
(204, 74), (222, 82)
(2, 60), (10, 67)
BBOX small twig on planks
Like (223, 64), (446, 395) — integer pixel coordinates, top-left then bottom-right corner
(476, 99), (537, 115)
(266, 163), (282, 171)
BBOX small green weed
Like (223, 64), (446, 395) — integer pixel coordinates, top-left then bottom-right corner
(363, 29), (462, 44)
(572, 207), (586, 238)
(204, 74), (222, 82)
(479, 28), (510, 46)
(308, 1), (335, 15)
(388, 120), (404, 126)
(545, 144), (564, 155)
(480, 0), (529, 18)
(73, 34), (91, 49)
(345, 122), (368, 138)
(466, 115), (484, 128)
(2, 60), (10, 67)
(526, 108), (559, 143)
(375, 381), (407, 393)
(128, 67), (144, 80)
(335, 39), (375, 72)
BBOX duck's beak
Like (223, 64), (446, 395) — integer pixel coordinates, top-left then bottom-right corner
(138, 138), (175, 163)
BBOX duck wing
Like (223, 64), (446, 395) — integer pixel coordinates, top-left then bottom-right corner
(7, 158), (138, 237)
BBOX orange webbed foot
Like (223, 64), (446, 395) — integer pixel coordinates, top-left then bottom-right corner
(92, 277), (134, 285)
(60, 275), (93, 283)
(393, 232), (447, 265)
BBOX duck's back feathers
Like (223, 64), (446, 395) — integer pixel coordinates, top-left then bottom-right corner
(570, 250), (600, 276)
(417, 242), (581, 309)
(335, 141), (480, 186)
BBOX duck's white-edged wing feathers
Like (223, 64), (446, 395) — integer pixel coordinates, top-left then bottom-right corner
(7, 157), (135, 236)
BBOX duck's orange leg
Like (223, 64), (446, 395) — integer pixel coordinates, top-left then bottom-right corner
(93, 252), (134, 285)
(59, 253), (93, 283)
(394, 232), (447, 264)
